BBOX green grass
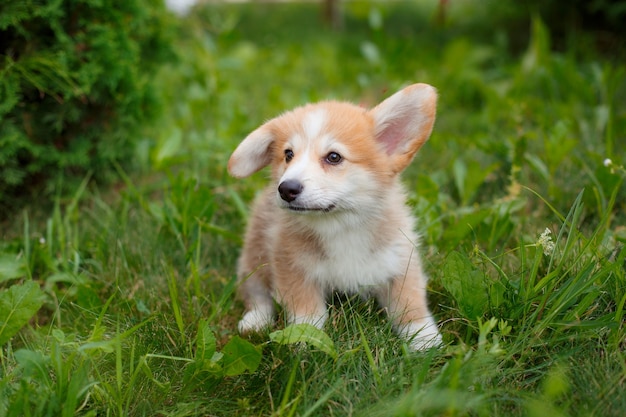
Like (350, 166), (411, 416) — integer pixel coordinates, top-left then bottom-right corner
(1, 1), (626, 416)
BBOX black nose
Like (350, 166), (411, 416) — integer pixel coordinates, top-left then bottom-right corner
(278, 179), (303, 202)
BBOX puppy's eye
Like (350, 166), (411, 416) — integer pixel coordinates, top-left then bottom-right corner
(325, 152), (342, 165)
(284, 149), (294, 163)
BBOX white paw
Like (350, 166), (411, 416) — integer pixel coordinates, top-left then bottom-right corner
(238, 307), (275, 333)
(289, 310), (329, 329)
(398, 318), (443, 351)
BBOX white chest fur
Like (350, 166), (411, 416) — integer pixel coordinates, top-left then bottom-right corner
(291, 214), (416, 293)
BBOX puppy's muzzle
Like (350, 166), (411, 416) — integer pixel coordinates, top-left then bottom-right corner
(278, 179), (303, 202)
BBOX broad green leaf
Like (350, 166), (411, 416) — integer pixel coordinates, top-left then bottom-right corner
(441, 208), (490, 250)
(441, 251), (503, 320)
(153, 127), (183, 168)
(0, 281), (45, 345)
(221, 336), (262, 376)
(453, 159), (500, 205)
(270, 323), (337, 359)
(0, 254), (27, 283)
(522, 16), (551, 72)
(195, 319), (216, 362)
(415, 173), (440, 205)
(51, 328), (66, 343)
(45, 272), (87, 286)
(63, 365), (96, 417)
(78, 340), (115, 354)
(14, 348), (50, 382)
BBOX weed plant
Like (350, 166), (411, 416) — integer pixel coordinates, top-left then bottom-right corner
(1, 1), (625, 416)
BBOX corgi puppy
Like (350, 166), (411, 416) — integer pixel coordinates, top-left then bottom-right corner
(228, 83), (442, 350)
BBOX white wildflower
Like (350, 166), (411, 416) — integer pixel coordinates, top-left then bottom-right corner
(537, 228), (555, 256)
(603, 157), (626, 177)
(39, 237), (46, 245)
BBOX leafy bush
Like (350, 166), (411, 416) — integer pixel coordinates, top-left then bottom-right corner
(0, 0), (175, 213)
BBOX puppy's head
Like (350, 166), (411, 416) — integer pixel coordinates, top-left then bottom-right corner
(228, 83), (437, 214)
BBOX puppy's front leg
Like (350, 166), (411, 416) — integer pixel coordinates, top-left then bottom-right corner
(377, 266), (442, 351)
(238, 270), (276, 334)
(274, 265), (328, 328)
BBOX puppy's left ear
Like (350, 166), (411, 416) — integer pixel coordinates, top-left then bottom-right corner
(228, 123), (276, 178)
(369, 83), (437, 173)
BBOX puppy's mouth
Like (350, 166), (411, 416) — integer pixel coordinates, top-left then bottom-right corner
(286, 204), (336, 213)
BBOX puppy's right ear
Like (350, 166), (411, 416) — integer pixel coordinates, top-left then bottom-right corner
(228, 123), (275, 178)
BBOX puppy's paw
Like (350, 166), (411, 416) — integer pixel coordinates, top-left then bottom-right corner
(289, 309), (329, 329)
(398, 318), (443, 351)
(238, 308), (274, 334)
